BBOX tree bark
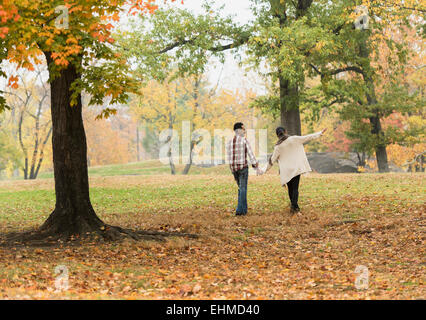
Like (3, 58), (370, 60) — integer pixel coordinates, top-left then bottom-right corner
(279, 75), (302, 135)
(368, 111), (389, 172)
(182, 140), (195, 175)
(36, 53), (106, 239)
(182, 137), (202, 175)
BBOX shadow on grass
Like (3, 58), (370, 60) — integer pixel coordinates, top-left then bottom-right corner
(0, 226), (199, 248)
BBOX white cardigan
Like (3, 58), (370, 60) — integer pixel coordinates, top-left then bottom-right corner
(263, 131), (323, 185)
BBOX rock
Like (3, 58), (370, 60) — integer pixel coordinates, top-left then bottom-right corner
(306, 152), (359, 173)
(388, 163), (405, 173)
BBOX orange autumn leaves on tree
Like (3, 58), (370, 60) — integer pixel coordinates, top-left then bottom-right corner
(129, 0), (184, 15)
(0, 0), (19, 35)
(0, 0), (174, 110)
(7, 75), (18, 89)
(3, 0), (165, 67)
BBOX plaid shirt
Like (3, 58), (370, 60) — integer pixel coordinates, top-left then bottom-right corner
(226, 133), (258, 173)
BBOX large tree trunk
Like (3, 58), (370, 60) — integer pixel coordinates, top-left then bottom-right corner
(360, 38), (390, 173)
(273, 0), (312, 136)
(364, 79), (390, 172)
(279, 76), (302, 135)
(368, 111), (389, 172)
(36, 53), (106, 239)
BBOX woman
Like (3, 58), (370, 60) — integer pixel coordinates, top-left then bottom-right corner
(260, 127), (327, 214)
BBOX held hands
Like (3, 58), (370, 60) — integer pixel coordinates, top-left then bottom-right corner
(255, 164), (268, 176)
(253, 163), (264, 176)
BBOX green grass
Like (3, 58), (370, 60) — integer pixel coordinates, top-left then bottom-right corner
(0, 171), (424, 230)
(35, 160), (233, 179)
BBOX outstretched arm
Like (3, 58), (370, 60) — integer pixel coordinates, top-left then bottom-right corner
(292, 128), (327, 144)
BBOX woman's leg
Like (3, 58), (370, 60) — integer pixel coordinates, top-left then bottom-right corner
(292, 175), (301, 209)
(287, 178), (294, 207)
(287, 175), (301, 211)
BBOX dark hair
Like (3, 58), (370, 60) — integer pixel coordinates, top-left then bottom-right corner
(276, 126), (286, 138)
(233, 122), (244, 131)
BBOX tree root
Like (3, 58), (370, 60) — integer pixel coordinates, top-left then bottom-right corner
(0, 224), (198, 247)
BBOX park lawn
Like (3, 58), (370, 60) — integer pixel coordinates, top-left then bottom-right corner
(0, 172), (424, 299)
(35, 160), (234, 179)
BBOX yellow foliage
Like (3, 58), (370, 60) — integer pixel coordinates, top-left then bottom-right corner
(84, 109), (133, 166)
(387, 143), (425, 169)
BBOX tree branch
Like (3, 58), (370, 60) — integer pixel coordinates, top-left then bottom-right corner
(158, 37), (199, 54)
(309, 64), (365, 77)
(158, 33), (250, 54)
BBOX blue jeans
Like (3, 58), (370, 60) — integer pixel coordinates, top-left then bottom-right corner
(232, 167), (248, 215)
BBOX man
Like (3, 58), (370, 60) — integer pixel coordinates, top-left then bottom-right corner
(226, 122), (259, 216)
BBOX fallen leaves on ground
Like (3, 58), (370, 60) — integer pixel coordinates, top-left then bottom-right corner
(0, 173), (424, 299)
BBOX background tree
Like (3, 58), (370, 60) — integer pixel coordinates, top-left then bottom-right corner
(307, 0), (424, 172)
(2, 64), (52, 179)
(130, 73), (259, 174)
(121, 0), (424, 173)
(0, 130), (21, 178)
(117, 0), (314, 135)
(130, 77), (182, 174)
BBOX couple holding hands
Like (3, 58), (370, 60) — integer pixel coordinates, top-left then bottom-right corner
(226, 122), (327, 216)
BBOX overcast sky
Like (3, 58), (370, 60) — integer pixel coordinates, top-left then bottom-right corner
(160, 0), (262, 93)
(170, 0), (254, 23)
